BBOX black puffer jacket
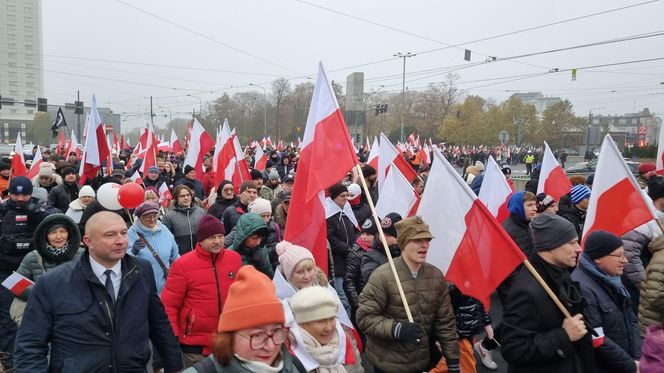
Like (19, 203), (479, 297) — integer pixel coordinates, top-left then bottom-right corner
(344, 241), (367, 311)
(326, 211), (357, 277)
(360, 239), (401, 286)
(0, 197), (54, 272)
(47, 182), (79, 213)
(448, 283), (491, 339)
(502, 213), (533, 257)
(207, 194), (237, 220)
(558, 203), (586, 241)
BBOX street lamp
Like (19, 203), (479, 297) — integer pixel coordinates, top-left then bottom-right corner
(250, 83), (268, 137)
(586, 106), (606, 154)
(186, 94), (202, 117)
(394, 52), (416, 142)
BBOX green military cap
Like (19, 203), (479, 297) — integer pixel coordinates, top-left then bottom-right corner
(395, 216), (434, 249)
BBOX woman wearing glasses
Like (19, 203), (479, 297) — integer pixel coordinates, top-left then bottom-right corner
(183, 265), (306, 373)
(162, 185), (206, 254)
(207, 181), (238, 221)
(572, 230), (642, 373)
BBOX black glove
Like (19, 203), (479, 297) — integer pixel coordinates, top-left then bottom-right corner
(391, 321), (422, 342)
(388, 244), (401, 258)
(131, 240), (146, 255)
(250, 249), (267, 268)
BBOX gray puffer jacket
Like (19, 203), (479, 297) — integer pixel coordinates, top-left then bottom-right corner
(162, 205), (206, 255)
(16, 213), (84, 300)
(621, 229), (649, 290)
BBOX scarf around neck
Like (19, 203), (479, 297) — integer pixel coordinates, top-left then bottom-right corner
(300, 328), (346, 373)
(234, 352), (284, 372)
(579, 254), (629, 298)
(45, 241), (69, 257)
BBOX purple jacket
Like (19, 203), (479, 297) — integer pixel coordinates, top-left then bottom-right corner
(641, 325), (664, 373)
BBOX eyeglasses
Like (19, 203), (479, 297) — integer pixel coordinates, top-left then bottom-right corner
(178, 194), (191, 198)
(606, 253), (627, 260)
(222, 187), (235, 192)
(237, 327), (289, 350)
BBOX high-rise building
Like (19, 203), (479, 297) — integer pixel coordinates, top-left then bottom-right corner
(0, 0), (44, 140)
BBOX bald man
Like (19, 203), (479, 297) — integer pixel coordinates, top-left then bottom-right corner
(14, 212), (183, 373)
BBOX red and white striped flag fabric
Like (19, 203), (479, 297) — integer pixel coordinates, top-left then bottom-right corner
(1, 272), (34, 297)
(231, 134), (251, 187)
(158, 182), (172, 207)
(27, 146), (43, 179)
(254, 144), (268, 171)
(139, 122), (158, 174)
(657, 122), (664, 171)
(377, 133), (417, 191)
(112, 132), (120, 153)
(170, 128), (183, 154)
(64, 130), (79, 160)
(537, 142), (572, 202)
(375, 167), (420, 219)
(478, 156), (512, 223)
(79, 95), (110, 184)
(418, 149), (525, 309)
(366, 137), (379, 170)
(11, 133), (27, 177)
(284, 62), (358, 274)
(582, 134), (655, 243)
(183, 118), (214, 177)
(213, 119), (234, 188)
(129, 170), (143, 185)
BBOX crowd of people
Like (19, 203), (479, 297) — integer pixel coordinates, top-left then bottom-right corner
(0, 139), (662, 373)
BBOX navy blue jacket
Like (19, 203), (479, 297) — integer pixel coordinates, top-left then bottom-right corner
(0, 197), (53, 271)
(572, 265), (641, 373)
(14, 252), (183, 373)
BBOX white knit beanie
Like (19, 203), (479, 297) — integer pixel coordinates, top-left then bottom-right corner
(248, 198), (272, 215)
(289, 286), (339, 324)
(276, 241), (314, 281)
(79, 185), (95, 198)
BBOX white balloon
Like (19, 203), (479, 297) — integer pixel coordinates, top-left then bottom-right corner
(97, 183), (122, 210)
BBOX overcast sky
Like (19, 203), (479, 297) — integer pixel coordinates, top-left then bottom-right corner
(41, 0), (664, 131)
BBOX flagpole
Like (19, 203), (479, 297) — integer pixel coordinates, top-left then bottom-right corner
(355, 164), (414, 322)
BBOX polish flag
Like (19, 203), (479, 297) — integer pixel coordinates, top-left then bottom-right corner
(297, 137), (302, 149)
(537, 142), (572, 201)
(377, 133), (418, 191)
(657, 122), (664, 170)
(1, 272), (34, 297)
(120, 133), (125, 152)
(582, 135), (655, 243)
(112, 132), (120, 153)
(170, 128), (183, 154)
(129, 170), (143, 185)
(254, 144), (268, 171)
(266, 136), (274, 149)
(364, 137), (371, 152)
(231, 134), (251, 187)
(284, 62), (358, 274)
(139, 122), (158, 174)
(79, 96), (111, 184)
(277, 140), (284, 151)
(11, 133), (27, 177)
(64, 130), (80, 159)
(183, 118), (214, 177)
(419, 145), (431, 167)
(27, 146), (44, 179)
(158, 182), (172, 207)
(57, 130), (66, 156)
(478, 156), (513, 223)
(157, 140), (170, 152)
(366, 137), (379, 170)
(418, 149), (525, 308)
(375, 167), (420, 219)
(213, 119), (234, 188)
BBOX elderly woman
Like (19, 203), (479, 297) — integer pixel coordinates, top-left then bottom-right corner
(13, 214), (83, 324)
(572, 231), (642, 373)
(128, 201), (179, 294)
(183, 265), (306, 372)
(65, 185), (95, 224)
(289, 286), (363, 373)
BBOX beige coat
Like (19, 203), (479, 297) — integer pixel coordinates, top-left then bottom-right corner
(639, 233), (664, 334)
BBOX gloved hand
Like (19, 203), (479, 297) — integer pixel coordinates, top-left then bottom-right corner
(447, 359), (460, 373)
(391, 321), (422, 343)
(250, 249), (267, 268)
(131, 240), (146, 255)
(388, 244), (401, 258)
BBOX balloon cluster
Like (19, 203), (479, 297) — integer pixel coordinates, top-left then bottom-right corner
(97, 182), (145, 210)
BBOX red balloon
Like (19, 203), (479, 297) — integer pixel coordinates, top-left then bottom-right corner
(118, 182), (145, 209)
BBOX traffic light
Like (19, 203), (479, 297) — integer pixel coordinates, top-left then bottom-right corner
(37, 97), (47, 112)
(75, 101), (84, 114)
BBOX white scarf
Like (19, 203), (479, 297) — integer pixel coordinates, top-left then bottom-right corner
(234, 353), (284, 372)
(324, 197), (359, 229)
(300, 328), (347, 373)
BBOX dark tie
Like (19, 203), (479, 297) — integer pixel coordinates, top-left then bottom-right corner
(104, 269), (115, 304)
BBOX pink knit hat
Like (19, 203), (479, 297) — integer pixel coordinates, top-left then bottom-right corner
(277, 241), (315, 280)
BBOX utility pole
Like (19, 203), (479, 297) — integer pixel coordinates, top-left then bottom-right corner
(394, 52), (416, 143)
(150, 96), (154, 125)
(250, 83), (268, 136)
(77, 90), (81, 137)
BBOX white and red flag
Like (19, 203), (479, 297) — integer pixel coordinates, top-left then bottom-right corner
(377, 133), (417, 191)
(158, 182), (172, 207)
(183, 118), (215, 177)
(129, 170), (143, 185)
(27, 146), (43, 179)
(112, 132), (120, 153)
(478, 156), (512, 223)
(284, 62), (358, 274)
(231, 134), (251, 186)
(375, 167), (420, 219)
(657, 122), (664, 171)
(170, 128), (183, 154)
(11, 133), (27, 177)
(64, 130), (79, 159)
(364, 137), (371, 152)
(277, 140), (284, 151)
(254, 143), (268, 171)
(213, 119), (234, 188)
(2, 272), (34, 296)
(139, 122), (158, 174)
(418, 149), (525, 309)
(537, 142), (572, 201)
(366, 137), (379, 170)
(582, 135), (655, 243)
(266, 136), (274, 149)
(79, 95), (111, 184)
(297, 136), (302, 149)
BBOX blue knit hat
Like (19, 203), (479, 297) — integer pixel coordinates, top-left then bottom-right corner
(9, 176), (33, 195)
(571, 185), (591, 205)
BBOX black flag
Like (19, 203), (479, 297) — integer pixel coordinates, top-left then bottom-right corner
(51, 107), (67, 137)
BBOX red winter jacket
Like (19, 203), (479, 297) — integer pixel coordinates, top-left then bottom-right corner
(161, 243), (242, 354)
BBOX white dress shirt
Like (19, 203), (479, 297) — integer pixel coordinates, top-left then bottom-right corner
(89, 256), (122, 300)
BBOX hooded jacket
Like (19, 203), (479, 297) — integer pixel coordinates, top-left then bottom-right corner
(128, 219), (180, 294)
(230, 213), (273, 278)
(207, 193), (237, 221)
(557, 201), (586, 241)
(48, 181), (80, 213)
(502, 191), (534, 257)
(16, 214), (84, 300)
(162, 204), (206, 255)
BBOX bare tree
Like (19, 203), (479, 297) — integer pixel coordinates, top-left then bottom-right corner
(271, 78), (292, 141)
